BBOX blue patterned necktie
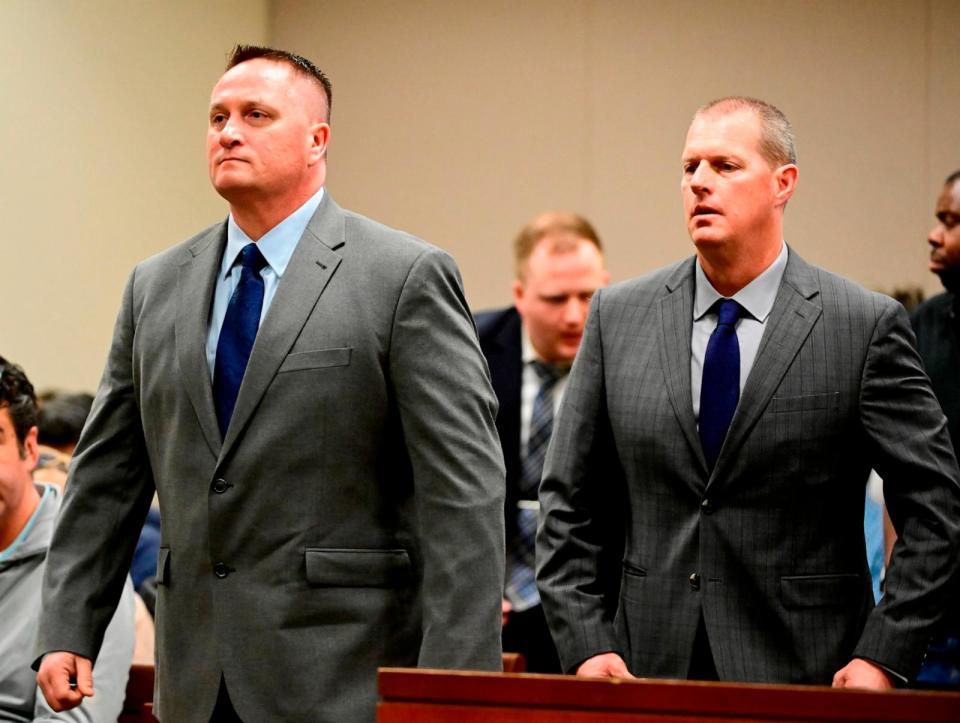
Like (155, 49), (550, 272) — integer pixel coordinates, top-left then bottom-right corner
(505, 361), (566, 610)
(699, 299), (743, 470)
(214, 243), (267, 437)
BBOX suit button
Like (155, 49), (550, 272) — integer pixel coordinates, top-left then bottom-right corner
(701, 498), (713, 514)
(689, 573), (700, 590)
(211, 478), (229, 494)
(214, 562), (230, 578)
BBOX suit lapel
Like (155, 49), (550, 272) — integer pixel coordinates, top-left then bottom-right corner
(658, 258), (709, 475)
(218, 193), (345, 462)
(709, 249), (822, 484)
(175, 224), (226, 458)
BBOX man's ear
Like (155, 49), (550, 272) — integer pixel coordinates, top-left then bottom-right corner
(308, 122), (331, 164)
(512, 279), (527, 314)
(21, 426), (39, 471)
(774, 164), (798, 207)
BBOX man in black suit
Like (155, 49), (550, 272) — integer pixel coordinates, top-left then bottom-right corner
(910, 169), (960, 687)
(476, 211), (608, 672)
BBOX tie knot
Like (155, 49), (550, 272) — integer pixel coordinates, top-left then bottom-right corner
(238, 243), (267, 273)
(714, 298), (742, 327)
(530, 360), (567, 387)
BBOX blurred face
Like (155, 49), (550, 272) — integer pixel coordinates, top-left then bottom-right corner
(928, 180), (960, 285)
(513, 238), (609, 363)
(207, 59), (329, 205)
(681, 109), (795, 253)
(0, 407), (38, 542)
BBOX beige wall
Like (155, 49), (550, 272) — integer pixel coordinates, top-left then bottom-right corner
(2, 0), (267, 390)
(6, 0), (959, 390)
(273, 0), (960, 303)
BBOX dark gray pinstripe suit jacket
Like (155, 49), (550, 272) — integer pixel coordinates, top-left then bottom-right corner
(536, 249), (960, 683)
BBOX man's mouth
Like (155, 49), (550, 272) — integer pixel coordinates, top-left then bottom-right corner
(692, 205), (720, 217)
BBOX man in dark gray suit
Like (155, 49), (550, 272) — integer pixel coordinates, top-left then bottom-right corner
(35, 45), (505, 722)
(537, 96), (960, 689)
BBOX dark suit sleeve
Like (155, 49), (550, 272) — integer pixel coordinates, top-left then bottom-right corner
(853, 300), (960, 677)
(536, 290), (627, 672)
(389, 247), (506, 670)
(35, 269), (156, 665)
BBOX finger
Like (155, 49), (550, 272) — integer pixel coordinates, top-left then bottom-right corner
(831, 670), (845, 688)
(38, 671), (83, 711)
(75, 656), (95, 697)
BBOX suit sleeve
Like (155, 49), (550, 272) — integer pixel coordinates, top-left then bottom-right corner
(35, 269), (156, 665)
(389, 247), (506, 670)
(853, 299), (960, 677)
(33, 579), (136, 722)
(536, 290), (627, 672)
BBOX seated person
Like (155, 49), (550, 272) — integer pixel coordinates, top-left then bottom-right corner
(0, 356), (135, 722)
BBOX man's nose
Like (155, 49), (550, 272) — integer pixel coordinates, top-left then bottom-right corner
(563, 297), (588, 326)
(219, 119), (242, 147)
(689, 162), (711, 192)
(929, 224), (944, 247)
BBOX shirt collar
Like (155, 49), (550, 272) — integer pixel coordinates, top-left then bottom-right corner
(693, 242), (788, 322)
(221, 186), (325, 280)
(521, 325), (540, 365)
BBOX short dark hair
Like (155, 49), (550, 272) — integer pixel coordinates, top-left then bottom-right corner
(513, 211), (603, 280)
(37, 391), (93, 449)
(946, 170), (960, 187)
(0, 356), (38, 455)
(226, 44), (333, 122)
(697, 96), (797, 166)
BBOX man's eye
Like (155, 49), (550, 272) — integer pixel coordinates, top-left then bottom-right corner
(211, 114), (226, 126)
(719, 162), (736, 172)
(249, 110), (268, 120)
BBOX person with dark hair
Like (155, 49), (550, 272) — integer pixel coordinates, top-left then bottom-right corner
(476, 211), (608, 672)
(35, 45), (504, 722)
(537, 97), (960, 689)
(908, 169), (960, 688)
(36, 391), (94, 453)
(0, 356), (135, 722)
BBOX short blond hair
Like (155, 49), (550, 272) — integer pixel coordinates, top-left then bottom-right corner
(697, 96), (796, 167)
(513, 211), (603, 280)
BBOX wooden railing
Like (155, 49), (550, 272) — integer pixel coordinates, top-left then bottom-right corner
(378, 668), (960, 722)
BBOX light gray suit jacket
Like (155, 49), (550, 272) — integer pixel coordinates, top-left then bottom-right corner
(537, 249), (960, 683)
(37, 194), (506, 722)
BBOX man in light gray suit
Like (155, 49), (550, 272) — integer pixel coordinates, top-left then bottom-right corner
(537, 96), (960, 689)
(35, 45), (505, 722)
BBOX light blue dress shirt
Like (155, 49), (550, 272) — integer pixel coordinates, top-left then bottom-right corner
(205, 187), (325, 379)
(691, 242), (788, 421)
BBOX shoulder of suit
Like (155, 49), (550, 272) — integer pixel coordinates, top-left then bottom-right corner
(131, 219), (226, 278)
(339, 207), (449, 262)
(911, 291), (952, 325)
(802, 262), (897, 313)
(599, 257), (694, 306)
(474, 306), (519, 339)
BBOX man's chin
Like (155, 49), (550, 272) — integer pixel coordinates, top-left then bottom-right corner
(935, 267), (960, 294)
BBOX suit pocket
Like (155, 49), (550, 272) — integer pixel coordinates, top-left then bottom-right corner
(769, 392), (839, 414)
(780, 573), (861, 608)
(278, 347), (352, 373)
(305, 548), (412, 587)
(156, 546), (170, 586)
(622, 560), (647, 578)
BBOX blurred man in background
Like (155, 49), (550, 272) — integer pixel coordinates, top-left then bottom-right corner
(476, 211), (608, 672)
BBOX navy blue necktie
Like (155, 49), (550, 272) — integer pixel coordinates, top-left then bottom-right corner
(699, 299), (743, 470)
(505, 361), (566, 610)
(214, 243), (267, 437)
